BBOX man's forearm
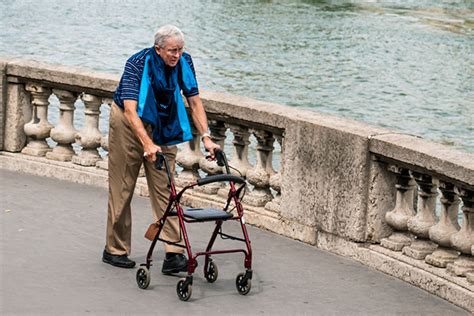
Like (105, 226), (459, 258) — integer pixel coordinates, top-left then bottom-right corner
(187, 95), (220, 155)
(187, 95), (209, 136)
(123, 100), (154, 148)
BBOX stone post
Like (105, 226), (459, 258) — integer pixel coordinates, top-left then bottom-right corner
(403, 172), (439, 260)
(447, 189), (474, 277)
(380, 166), (416, 251)
(72, 94), (102, 166)
(176, 126), (203, 187)
(21, 83), (53, 156)
(197, 120), (226, 194)
(0, 61), (6, 150)
(46, 89), (78, 161)
(425, 182), (460, 267)
(265, 134), (283, 213)
(4, 80), (31, 152)
(245, 129), (275, 207)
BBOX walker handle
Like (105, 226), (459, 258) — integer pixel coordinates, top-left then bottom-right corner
(197, 174), (246, 186)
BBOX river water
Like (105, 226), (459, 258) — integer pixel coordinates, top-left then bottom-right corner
(1, 0), (473, 152)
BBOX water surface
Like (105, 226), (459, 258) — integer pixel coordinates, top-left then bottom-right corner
(1, 0), (473, 152)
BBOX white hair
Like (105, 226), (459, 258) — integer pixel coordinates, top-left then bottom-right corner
(154, 25), (184, 48)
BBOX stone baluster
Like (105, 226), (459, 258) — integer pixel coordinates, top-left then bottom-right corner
(447, 189), (474, 277)
(425, 182), (461, 267)
(103, 98), (113, 108)
(467, 246), (474, 284)
(245, 129), (275, 207)
(197, 120), (226, 194)
(380, 166), (416, 251)
(217, 124), (253, 198)
(227, 124), (253, 176)
(403, 172), (439, 259)
(176, 126), (204, 187)
(72, 94), (102, 166)
(45, 89), (78, 161)
(96, 134), (109, 170)
(96, 98), (112, 170)
(265, 135), (283, 213)
(21, 83), (53, 156)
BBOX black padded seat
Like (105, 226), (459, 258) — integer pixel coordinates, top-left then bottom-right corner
(171, 208), (233, 221)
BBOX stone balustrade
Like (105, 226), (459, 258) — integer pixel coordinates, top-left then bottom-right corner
(0, 59), (473, 312)
(0, 59), (286, 225)
(379, 162), (473, 275)
(371, 135), (473, 275)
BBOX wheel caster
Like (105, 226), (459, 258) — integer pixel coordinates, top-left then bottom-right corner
(136, 267), (150, 289)
(235, 272), (251, 295)
(204, 260), (218, 283)
(177, 277), (193, 301)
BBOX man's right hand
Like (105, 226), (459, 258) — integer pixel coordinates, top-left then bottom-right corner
(122, 100), (161, 163)
(143, 143), (162, 162)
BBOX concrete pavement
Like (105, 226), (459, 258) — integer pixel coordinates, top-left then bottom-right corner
(0, 169), (469, 315)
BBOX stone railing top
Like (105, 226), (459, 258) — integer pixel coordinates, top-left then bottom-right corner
(201, 90), (390, 137)
(2, 57), (119, 97)
(2, 57), (390, 138)
(370, 133), (474, 188)
(2, 57), (473, 188)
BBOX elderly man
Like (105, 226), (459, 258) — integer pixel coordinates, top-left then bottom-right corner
(102, 25), (219, 272)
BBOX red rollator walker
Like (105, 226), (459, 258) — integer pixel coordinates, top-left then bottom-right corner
(136, 149), (253, 301)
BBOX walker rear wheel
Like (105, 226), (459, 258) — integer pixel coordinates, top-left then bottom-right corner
(204, 260), (218, 283)
(235, 272), (251, 295)
(177, 278), (192, 301)
(136, 267), (150, 289)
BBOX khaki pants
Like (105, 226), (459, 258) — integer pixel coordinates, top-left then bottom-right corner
(105, 103), (183, 256)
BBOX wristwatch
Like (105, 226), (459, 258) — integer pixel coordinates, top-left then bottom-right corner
(201, 132), (211, 142)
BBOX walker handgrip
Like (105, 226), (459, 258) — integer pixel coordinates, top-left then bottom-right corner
(197, 174), (246, 186)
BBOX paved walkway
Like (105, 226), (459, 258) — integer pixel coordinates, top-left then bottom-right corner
(0, 169), (469, 315)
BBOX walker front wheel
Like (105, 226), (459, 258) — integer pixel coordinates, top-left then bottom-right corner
(177, 278), (192, 301)
(235, 272), (251, 295)
(136, 267), (151, 289)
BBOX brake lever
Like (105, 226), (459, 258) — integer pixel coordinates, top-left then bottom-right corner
(205, 154), (224, 166)
(155, 153), (165, 170)
(205, 155), (216, 161)
(215, 149), (225, 166)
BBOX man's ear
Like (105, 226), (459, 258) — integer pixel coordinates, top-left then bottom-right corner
(154, 46), (162, 56)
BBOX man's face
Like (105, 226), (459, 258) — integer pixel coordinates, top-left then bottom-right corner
(157, 36), (184, 67)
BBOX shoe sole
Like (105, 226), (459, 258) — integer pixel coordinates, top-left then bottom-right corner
(102, 257), (136, 269)
(162, 262), (189, 274)
(161, 266), (187, 274)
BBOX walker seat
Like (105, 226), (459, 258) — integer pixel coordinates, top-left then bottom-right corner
(170, 207), (234, 221)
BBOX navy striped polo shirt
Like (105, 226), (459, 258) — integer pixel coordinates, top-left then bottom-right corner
(113, 47), (199, 108)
